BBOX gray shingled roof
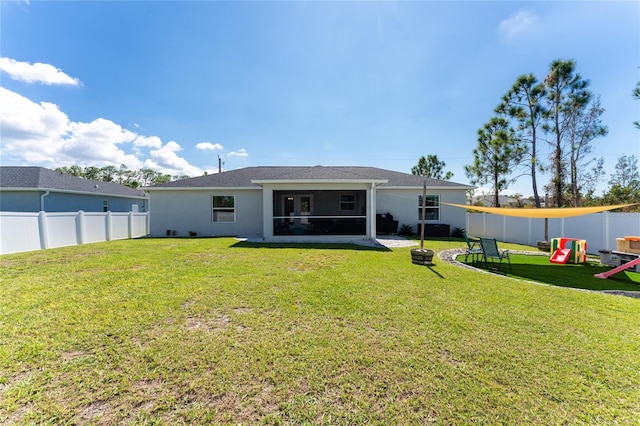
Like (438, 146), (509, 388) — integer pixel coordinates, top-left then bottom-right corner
(0, 167), (148, 198)
(146, 166), (472, 189)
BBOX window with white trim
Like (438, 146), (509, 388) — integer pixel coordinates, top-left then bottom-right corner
(340, 194), (355, 211)
(103, 200), (109, 212)
(212, 195), (235, 222)
(418, 194), (440, 221)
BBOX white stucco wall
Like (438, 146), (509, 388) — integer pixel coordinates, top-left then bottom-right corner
(148, 185), (469, 239)
(148, 189), (263, 237)
(376, 188), (468, 234)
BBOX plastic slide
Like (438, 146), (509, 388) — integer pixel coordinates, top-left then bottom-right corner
(594, 257), (640, 279)
(550, 248), (572, 264)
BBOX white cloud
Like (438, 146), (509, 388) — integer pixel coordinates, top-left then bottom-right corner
(0, 87), (70, 162)
(499, 10), (538, 41)
(228, 148), (249, 157)
(147, 141), (203, 176)
(0, 87), (202, 177)
(60, 118), (143, 168)
(0, 57), (81, 86)
(196, 142), (224, 151)
(134, 135), (163, 148)
(0, 56), (202, 177)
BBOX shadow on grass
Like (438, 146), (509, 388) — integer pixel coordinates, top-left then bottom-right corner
(459, 254), (640, 292)
(230, 241), (391, 252)
(424, 265), (445, 279)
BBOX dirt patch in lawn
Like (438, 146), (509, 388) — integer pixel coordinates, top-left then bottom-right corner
(185, 314), (230, 331)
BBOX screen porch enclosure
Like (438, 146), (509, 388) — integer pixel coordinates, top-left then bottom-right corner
(273, 190), (366, 236)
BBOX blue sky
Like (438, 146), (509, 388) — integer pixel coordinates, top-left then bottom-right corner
(1, 1), (638, 196)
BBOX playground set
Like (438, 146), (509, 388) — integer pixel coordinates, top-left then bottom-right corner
(594, 236), (640, 279)
(549, 237), (587, 264)
(443, 202), (639, 281)
(547, 236), (640, 279)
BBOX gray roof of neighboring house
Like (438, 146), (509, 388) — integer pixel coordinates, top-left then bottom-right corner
(0, 167), (148, 198)
(146, 166), (473, 189)
(473, 195), (536, 207)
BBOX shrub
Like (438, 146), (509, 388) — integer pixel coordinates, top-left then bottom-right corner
(451, 227), (464, 238)
(398, 224), (414, 236)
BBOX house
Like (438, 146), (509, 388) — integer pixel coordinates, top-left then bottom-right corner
(0, 166), (148, 213)
(145, 166), (472, 242)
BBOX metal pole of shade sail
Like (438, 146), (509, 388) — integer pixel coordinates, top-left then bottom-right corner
(420, 180), (426, 250)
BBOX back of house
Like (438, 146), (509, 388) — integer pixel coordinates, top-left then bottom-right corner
(144, 165), (472, 242)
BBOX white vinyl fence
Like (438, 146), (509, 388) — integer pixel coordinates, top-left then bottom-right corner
(466, 212), (640, 254)
(0, 211), (149, 255)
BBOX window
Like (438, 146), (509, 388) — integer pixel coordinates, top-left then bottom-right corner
(418, 194), (440, 221)
(103, 200), (109, 212)
(212, 195), (235, 222)
(340, 194), (355, 211)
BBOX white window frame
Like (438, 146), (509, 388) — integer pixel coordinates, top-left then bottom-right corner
(212, 195), (236, 223)
(340, 194), (356, 211)
(418, 194), (440, 221)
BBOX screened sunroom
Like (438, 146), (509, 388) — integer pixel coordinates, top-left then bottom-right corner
(272, 190), (367, 236)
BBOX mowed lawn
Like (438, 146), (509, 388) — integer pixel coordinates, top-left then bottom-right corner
(1, 238), (639, 425)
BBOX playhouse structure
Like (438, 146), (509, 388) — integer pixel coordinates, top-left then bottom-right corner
(549, 237), (587, 264)
(616, 236), (640, 254)
(612, 236), (640, 274)
(594, 236), (640, 279)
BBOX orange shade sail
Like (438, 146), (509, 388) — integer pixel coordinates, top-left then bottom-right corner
(443, 203), (637, 219)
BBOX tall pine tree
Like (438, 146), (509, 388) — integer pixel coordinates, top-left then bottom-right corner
(465, 117), (526, 207)
(543, 59), (591, 207)
(495, 74), (547, 207)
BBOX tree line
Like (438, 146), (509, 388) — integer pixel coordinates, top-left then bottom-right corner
(413, 59), (639, 211)
(602, 154), (640, 211)
(55, 164), (191, 189)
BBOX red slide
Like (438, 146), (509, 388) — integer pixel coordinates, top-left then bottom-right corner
(550, 248), (571, 264)
(594, 257), (640, 279)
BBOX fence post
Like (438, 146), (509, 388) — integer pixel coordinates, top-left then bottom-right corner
(38, 211), (49, 250)
(466, 212), (469, 234)
(77, 210), (86, 245)
(502, 215), (506, 242)
(482, 213), (486, 237)
(604, 211), (610, 250)
(106, 211), (112, 241)
(128, 212), (133, 239)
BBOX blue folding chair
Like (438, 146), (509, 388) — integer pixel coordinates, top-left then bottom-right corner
(462, 229), (483, 263)
(479, 238), (512, 272)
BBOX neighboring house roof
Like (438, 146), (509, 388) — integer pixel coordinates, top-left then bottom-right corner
(473, 195), (535, 208)
(0, 166), (148, 199)
(146, 166), (473, 190)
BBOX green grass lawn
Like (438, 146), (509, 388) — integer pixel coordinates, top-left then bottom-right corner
(456, 252), (640, 292)
(1, 238), (640, 424)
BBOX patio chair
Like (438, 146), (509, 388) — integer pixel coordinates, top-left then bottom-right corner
(479, 238), (512, 272)
(463, 229), (483, 263)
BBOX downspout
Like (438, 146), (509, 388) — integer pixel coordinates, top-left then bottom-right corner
(40, 190), (50, 211)
(144, 191), (150, 236)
